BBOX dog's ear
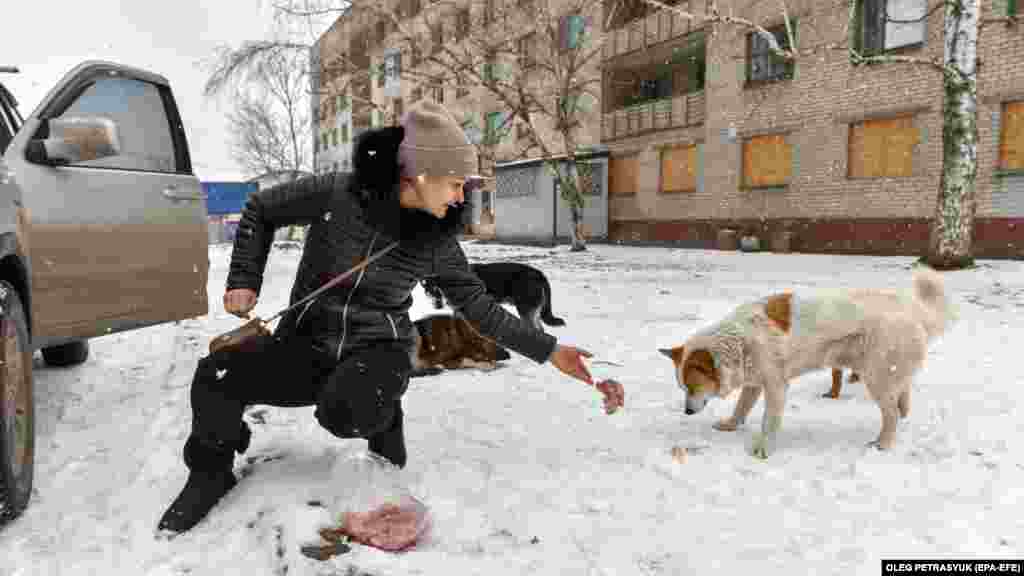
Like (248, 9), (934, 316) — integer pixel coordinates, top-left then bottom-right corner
(658, 346), (685, 364)
(683, 348), (718, 386)
(680, 348), (719, 395)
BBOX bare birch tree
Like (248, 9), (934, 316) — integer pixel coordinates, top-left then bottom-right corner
(210, 0), (610, 251)
(214, 49), (313, 181)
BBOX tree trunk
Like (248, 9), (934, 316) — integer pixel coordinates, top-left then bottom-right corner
(566, 174), (587, 252)
(924, 0), (979, 270)
(561, 134), (587, 252)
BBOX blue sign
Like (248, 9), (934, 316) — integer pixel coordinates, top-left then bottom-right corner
(202, 181), (258, 216)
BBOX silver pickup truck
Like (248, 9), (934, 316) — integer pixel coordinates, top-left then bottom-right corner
(0, 62), (209, 525)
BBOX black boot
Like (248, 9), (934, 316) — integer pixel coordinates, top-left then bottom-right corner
(368, 400), (407, 468)
(156, 437), (239, 536)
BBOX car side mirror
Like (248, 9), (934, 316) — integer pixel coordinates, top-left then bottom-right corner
(25, 116), (121, 166)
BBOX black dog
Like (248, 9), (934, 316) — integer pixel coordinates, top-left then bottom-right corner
(422, 262), (566, 331)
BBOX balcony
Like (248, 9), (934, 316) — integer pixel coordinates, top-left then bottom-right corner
(601, 91), (705, 141)
(603, 10), (695, 60)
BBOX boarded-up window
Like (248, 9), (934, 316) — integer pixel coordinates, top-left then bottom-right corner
(999, 101), (1024, 171)
(661, 144), (698, 193)
(609, 155), (639, 195)
(742, 134), (792, 187)
(848, 115), (918, 178)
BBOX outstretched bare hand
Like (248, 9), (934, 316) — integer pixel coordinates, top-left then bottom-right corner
(550, 345), (594, 386)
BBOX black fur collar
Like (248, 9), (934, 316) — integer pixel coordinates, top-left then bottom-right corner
(350, 126), (472, 248)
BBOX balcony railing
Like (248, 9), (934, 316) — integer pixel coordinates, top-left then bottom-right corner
(603, 10), (694, 60)
(601, 91), (705, 141)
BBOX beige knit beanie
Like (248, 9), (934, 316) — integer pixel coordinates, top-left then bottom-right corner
(398, 100), (479, 179)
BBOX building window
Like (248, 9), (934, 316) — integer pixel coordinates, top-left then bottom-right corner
(322, 132), (329, 150)
(847, 115), (919, 178)
(855, 0), (926, 55)
(485, 111), (505, 144)
(999, 101), (1024, 171)
(384, 52), (401, 83)
(747, 24), (795, 84)
(609, 154), (639, 196)
(432, 83), (444, 103)
(559, 14), (585, 50)
(341, 123), (349, 143)
(608, 33), (705, 111)
(661, 144), (698, 193)
(456, 75), (469, 99)
(742, 133), (793, 188)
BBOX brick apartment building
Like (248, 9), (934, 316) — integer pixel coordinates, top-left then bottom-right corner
(602, 0), (1024, 258)
(312, 0), (602, 172)
(313, 0), (1023, 257)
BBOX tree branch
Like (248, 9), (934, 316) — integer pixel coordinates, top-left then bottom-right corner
(203, 40), (311, 98)
(271, 0), (351, 18)
(848, 47), (957, 78)
(642, 0), (797, 61)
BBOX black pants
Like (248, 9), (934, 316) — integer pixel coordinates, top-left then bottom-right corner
(183, 334), (412, 472)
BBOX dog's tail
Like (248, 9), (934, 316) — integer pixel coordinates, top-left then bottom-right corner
(539, 279), (566, 327)
(911, 266), (958, 340)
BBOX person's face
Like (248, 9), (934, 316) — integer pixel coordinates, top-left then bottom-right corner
(403, 175), (466, 218)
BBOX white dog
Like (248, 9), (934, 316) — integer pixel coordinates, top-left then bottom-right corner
(659, 267), (956, 458)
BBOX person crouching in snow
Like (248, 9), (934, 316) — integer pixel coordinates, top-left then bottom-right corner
(156, 100), (597, 536)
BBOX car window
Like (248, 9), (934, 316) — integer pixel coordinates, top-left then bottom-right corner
(57, 76), (176, 172)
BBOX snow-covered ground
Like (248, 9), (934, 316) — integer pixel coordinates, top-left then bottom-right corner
(1, 241), (1022, 575)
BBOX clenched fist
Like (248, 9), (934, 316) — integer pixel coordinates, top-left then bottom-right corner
(223, 288), (258, 318)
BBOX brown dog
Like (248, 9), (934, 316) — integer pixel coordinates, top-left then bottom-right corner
(410, 314), (511, 376)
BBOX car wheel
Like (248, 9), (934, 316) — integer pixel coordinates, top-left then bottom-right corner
(0, 280), (34, 526)
(41, 340), (89, 367)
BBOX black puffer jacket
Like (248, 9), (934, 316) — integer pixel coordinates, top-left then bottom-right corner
(225, 127), (557, 365)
